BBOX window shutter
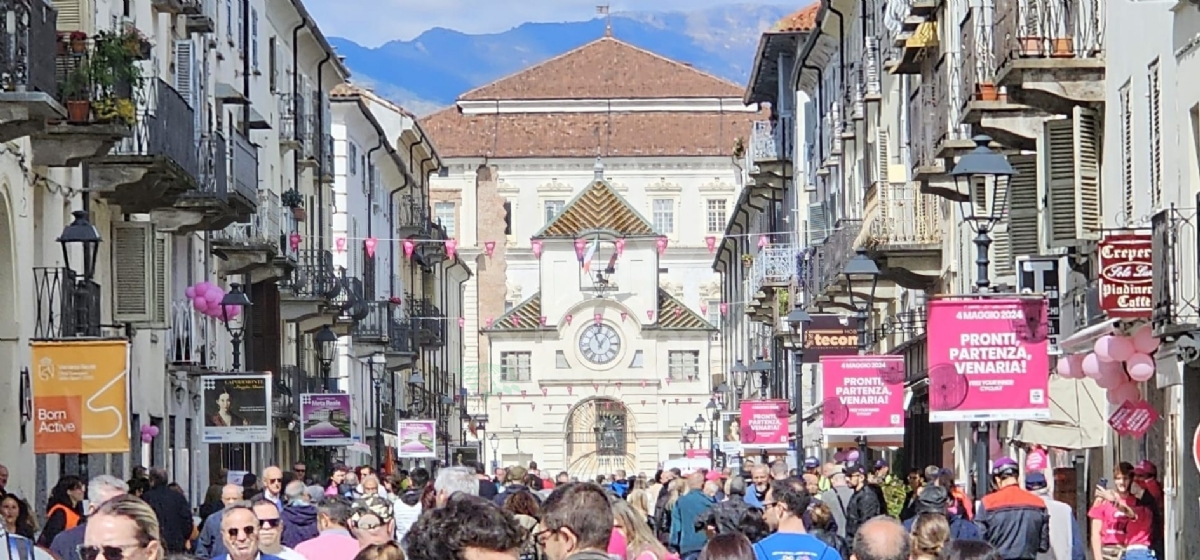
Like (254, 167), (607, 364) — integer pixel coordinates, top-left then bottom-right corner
(51, 0), (89, 32)
(1005, 154), (1040, 268)
(250, 8), (259, 69)
(152, 233), (172, 327)
(1044, 107), (1101, 247)
(1148, 61), (1162, 210)
(268, 36), (278, 92)
(112, 222), (155, 322)
(877, 128), (890, 185)
(173, 40), (196, 106)
(807, 203), (828, 245)
(236, 0), (244, 54)
(224, 0), (232, 39)
(1120, 84), (1133, 222)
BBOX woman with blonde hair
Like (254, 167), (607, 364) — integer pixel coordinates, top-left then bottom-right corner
(613, 498), (669, 560)
(627, 488), (653, 524)
(654, 478), (689, 544)
(910, 513), (950, 560)
(81, 494), (163, 560)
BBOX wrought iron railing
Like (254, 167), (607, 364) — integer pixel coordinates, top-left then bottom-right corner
(416, 223), (448, 265)
(387, 318), (414, 354)
(230, 131), (258, 203)
(32, 267), (101, 339)
(1150, 204), (1199, 337)
(112, 79), (199, 179)
(167, 299), (214, 366)
(749, 244), (801, 296)
(812, 219), (863, 298)
(858, 183), (943, 248)
(992, 0), (1104, 69)
(396, 194), (430, 235)
(407, 295), (445, 348)
(2, 0), (56, 94)
(566, 430), (628, 458)
(961, 8), (994, 112)
(278, 92), (308, 150)
(213, 189), (284, 248)
(352, 301), (394, 343)
(182, 132), (228, 201)
(750, 120), (779, 164)
(333, 275), (369, 322)
(282, 249), (341, 299)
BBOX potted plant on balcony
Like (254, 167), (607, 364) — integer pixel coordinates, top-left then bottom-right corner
(61, 66), (92, 123)
(89, 30), (143, 126)
(282, 188), (306, 221)
(69, 31), (88, 55)
(120, 27), (153, 60)
(741, 253), (754, 268)
(976, 82), (998, 102)
(732, 137), (745, 159)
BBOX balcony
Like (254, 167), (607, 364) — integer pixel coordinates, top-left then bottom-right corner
(297, 113), (318, 168)
(856, 182), (943, 289)
(884, 0), (938, 75)
(748, 244), (801, 299)
(280, 249), (344, 332)
(278, 92), (307, 154)
(181, 0), (215, 33)
(991, 0), (1104, 115)
(748, 120), (791, 197)
(407, 296), (446, 349)
(331, 275), (370, 329)
(213, 189), (293, 280)
(802, 219), (863, 308)
(88, 78), (201, 213)
(351, 301), (393, 347)
(32, 268), (101, 340)
(958, 8), (1051, 150)
(396, 194), (430, 238)
(415, 222), (449, 268)
(167, 299), (215, 369)
(0, 0), (66, 144)
(1150, 203), (1199, 338)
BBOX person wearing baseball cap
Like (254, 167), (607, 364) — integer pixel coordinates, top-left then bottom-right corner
(975, 458), (1049, 560)
(1023, 472), (1085, 560)
(803, 457), (821, 473)
(1131, 460), (1164, 559)
(840, 463), (883, 541)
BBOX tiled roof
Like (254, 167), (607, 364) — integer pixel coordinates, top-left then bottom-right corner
(773, 3), (819, 32)
(459, 37), (743, 101)
(535, 180), (657, 239)
(654, 290), (717, 331)
(419, 110), (758, 159)
(484, 293), (546, 332)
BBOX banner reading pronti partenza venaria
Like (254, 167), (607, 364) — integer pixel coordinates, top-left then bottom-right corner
(820, 355), (905, 437)
(739, 399), (789, 450)
(926, 298), (1051, 422)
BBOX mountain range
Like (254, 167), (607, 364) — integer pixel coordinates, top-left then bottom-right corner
(327, 4), (793, 116)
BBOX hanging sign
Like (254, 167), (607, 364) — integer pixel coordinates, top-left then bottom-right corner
(1097, 233), (1153, 319)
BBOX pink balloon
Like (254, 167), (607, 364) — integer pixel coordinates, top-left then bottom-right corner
(196, 281), (212, 294)
(193, 298), (209, 313)
(833, 451), (847, 463)
(846, 450), (860, 463)
(1056, 356), (1075, 378)
(141, 433), (153, 444)
(1081, 353), (1103, 379)
(1109, 336), (1135, 362)
(1132, 324), (1159, 355)
(1126, 353), (1156, 382)
(1096, 364), (1128, 390)
(1107, 382), (1141, 405)
(224, 305), (241, 319)
(1067, 354), (1087, 378)
(205, 290), (222, 305)
(148, 425), (160, 437)
(185, 286), (196, 299)
(1094, 336), (1118, 362)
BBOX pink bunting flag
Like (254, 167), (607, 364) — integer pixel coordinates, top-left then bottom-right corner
(530, 404), (536, 410)
(647, 310), (655, 321)
(666, 377), (672, 385)
(705, 236), (716, 253)
(593, 383), (600, 392)
(641, 399), (646, 406)
(567, 386), (574, 395)
(335, 237), (346, 253)
(564, 314), (573, 325)
(457, 317), (465, 328)
(720, 302), (729, 315)
(484, 241), (496, 257)
(541, 387), (548, 396)
(593, 313), (603, 326)
(531, 239), (543, 258)
(673, 308), (682, 318)
(615, 238), (625, 256)
(364, 237), (378, 258)
(700, 303), (708, 315)
(539, 315), (547, 326)
(758, 235), (769, 248)
(445, 239), (458, 259)
(512, 315), (521, 326)
(403, 239), (415, 259)
(520, 390), (527, 397)
(656, 236), (669, 255)
(506, 404), (511, 411)
(615, 381), (622, 389)
(620, 312), (628, 322)
(575, 238), (588, 259)
(289, 232), (301, 251)
(485, 318), (494, 328)
(640, 380), (646, 388)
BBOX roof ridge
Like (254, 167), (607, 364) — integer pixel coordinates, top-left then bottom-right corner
(606, 37), (743, 92)
(532, 178), (658, 239)
(457, 36), (610, 102)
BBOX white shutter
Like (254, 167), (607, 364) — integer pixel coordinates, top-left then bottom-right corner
(876, 128), (890, 185)
(1044, 107), (1101, 247)
(173, 40), (197, 106)
(1148, 61), (1162, 210)
(151, 233), (172, 328)
(807, 203), (828, 245)
(1006, 154), (1040, 263)
(250, 8), (259, 70)
(224, 0), (232, 39)
(51, 0), (91, 33)
(112, 222), (155, 322)
(236, 0), (244, 54)
(1119, 84), (1133, 222)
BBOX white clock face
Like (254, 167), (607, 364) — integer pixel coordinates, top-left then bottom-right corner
(578, 324), (622, 365)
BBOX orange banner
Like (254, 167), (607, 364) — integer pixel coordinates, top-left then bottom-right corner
(31, 340), (130, 454)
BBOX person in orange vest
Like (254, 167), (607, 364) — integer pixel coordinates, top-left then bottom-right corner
(36, 475), (85, 547)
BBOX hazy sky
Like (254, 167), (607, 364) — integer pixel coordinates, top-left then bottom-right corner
(306, 0), (792, 47)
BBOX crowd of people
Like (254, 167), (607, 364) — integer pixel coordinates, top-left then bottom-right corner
(0, 454), (1166, 560)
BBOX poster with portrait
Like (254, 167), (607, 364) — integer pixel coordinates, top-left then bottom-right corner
(201, 374), (272, 443)
(451, 446), (480, 466)
(718, 411), (743, 455)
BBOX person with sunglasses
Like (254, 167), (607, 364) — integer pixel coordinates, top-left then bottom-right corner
(217, 504), (277, 560)
(80, 495), (163, 560)
(250, 500), (303, 560)
(50, 476), (129, 560)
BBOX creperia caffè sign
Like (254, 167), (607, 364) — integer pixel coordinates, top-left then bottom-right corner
(1098, 233), (1152, 319)
(801, 314), (859, 363)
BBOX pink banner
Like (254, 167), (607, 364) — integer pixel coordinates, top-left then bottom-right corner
(1108, 400), (1159, 437)
(739, 399), (789, 449)
(820, 355), (906, 437)
(926, 298), (1051, 422)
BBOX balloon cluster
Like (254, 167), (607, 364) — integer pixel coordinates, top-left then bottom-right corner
(1056, 324), (1159, 405)
(832, 449), (861, 463)
(139, 424), (159, 444)
(185, 281), (240, 319)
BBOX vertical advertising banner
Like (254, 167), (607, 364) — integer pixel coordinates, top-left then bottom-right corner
(300, 393), (353, 446)
(820, 355), (906, 437)
(1097, 233), (1153, 319)
(31, 340), (130, 454)
(397, 420), (437, 458)
(738, 399), (789, 449)
(926, 298), (1051, 422)
(201, 374), (273, 443)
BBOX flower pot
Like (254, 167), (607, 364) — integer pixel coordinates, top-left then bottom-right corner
(977, 82), (999, 102)
(1018, 36), (1045, 58)
(66, 100), (90, 123)
(70, 38), (87, 54)
(291, 206), (307, 221)
(1051, 37), (1074, 58)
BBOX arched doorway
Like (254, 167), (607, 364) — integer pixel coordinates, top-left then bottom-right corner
(565, 397), (635, 477)
(0, 183), (20, 486)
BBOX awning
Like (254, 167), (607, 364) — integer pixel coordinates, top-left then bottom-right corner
(1012, 376), (1108, 449)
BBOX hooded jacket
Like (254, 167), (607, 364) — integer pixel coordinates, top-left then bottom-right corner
(281, 502), (319, 548)
(975, 485), (1050, 560)
(900, 486), (980, 541)
(393, 489), (422, 544)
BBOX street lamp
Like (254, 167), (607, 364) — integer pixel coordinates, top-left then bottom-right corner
(705, 399), (719, 459)
(750, 358), (773, 399)
(488, 433), (500, 469)
(315, 324), (338, 378)
(408, 370), (425, 414)
(786, 306), (812, 469)
(220, 283), (252, 371)
(950, 135), (1015, 293)
(513, 425), (522, 452)
(693, 415), (707, 450)
(843, 250), (880, 465)
(731, 360), (749, 399)
(370, 353), (386, 462)
(58, 210), (101, 281)
(949, 134), (1016, 500)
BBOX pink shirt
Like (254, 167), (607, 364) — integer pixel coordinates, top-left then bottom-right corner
(607, 528), (628, 558)
(294, 529), (359, 560)
(1088, 495), (1144, 546)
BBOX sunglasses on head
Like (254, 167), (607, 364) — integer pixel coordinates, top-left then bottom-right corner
(226, 525), (257, 539)
(77, 544), (142, 560)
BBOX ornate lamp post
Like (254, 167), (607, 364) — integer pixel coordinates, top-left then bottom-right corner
(843, 250), (880, 464)
(408, 371), (425, 415)
(58, 210), (101, 281)
(315, 324), (338, 378)
(705, 398), (719, 461)
(512, 425), (522, 453)
(693, 414), (707, 452)
(220, 283), (252, 371)
(785, 306), (812, 469)
(750, 358), (773, 399)
(731, 360), (749, 400)
(488, 433), (500, 469)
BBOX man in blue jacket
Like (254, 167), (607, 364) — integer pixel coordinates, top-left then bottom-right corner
(669, 472), (713, 560)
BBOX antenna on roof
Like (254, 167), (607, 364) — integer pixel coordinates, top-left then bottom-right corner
(596, 4), (612, 37)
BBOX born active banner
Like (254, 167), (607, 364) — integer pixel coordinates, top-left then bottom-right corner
(820, 355), (906, 438)
(926, 298), (1052, 422)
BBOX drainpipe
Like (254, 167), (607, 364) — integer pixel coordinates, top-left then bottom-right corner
(316, 53), (332, 253)
(241, 0), (251, 133)
(802, 64), (825, 163)
(366, 133), (385, 297)
(388, 173), (412, 296)
(291, 19), (304, 237)
(826, 6), (847, 92)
